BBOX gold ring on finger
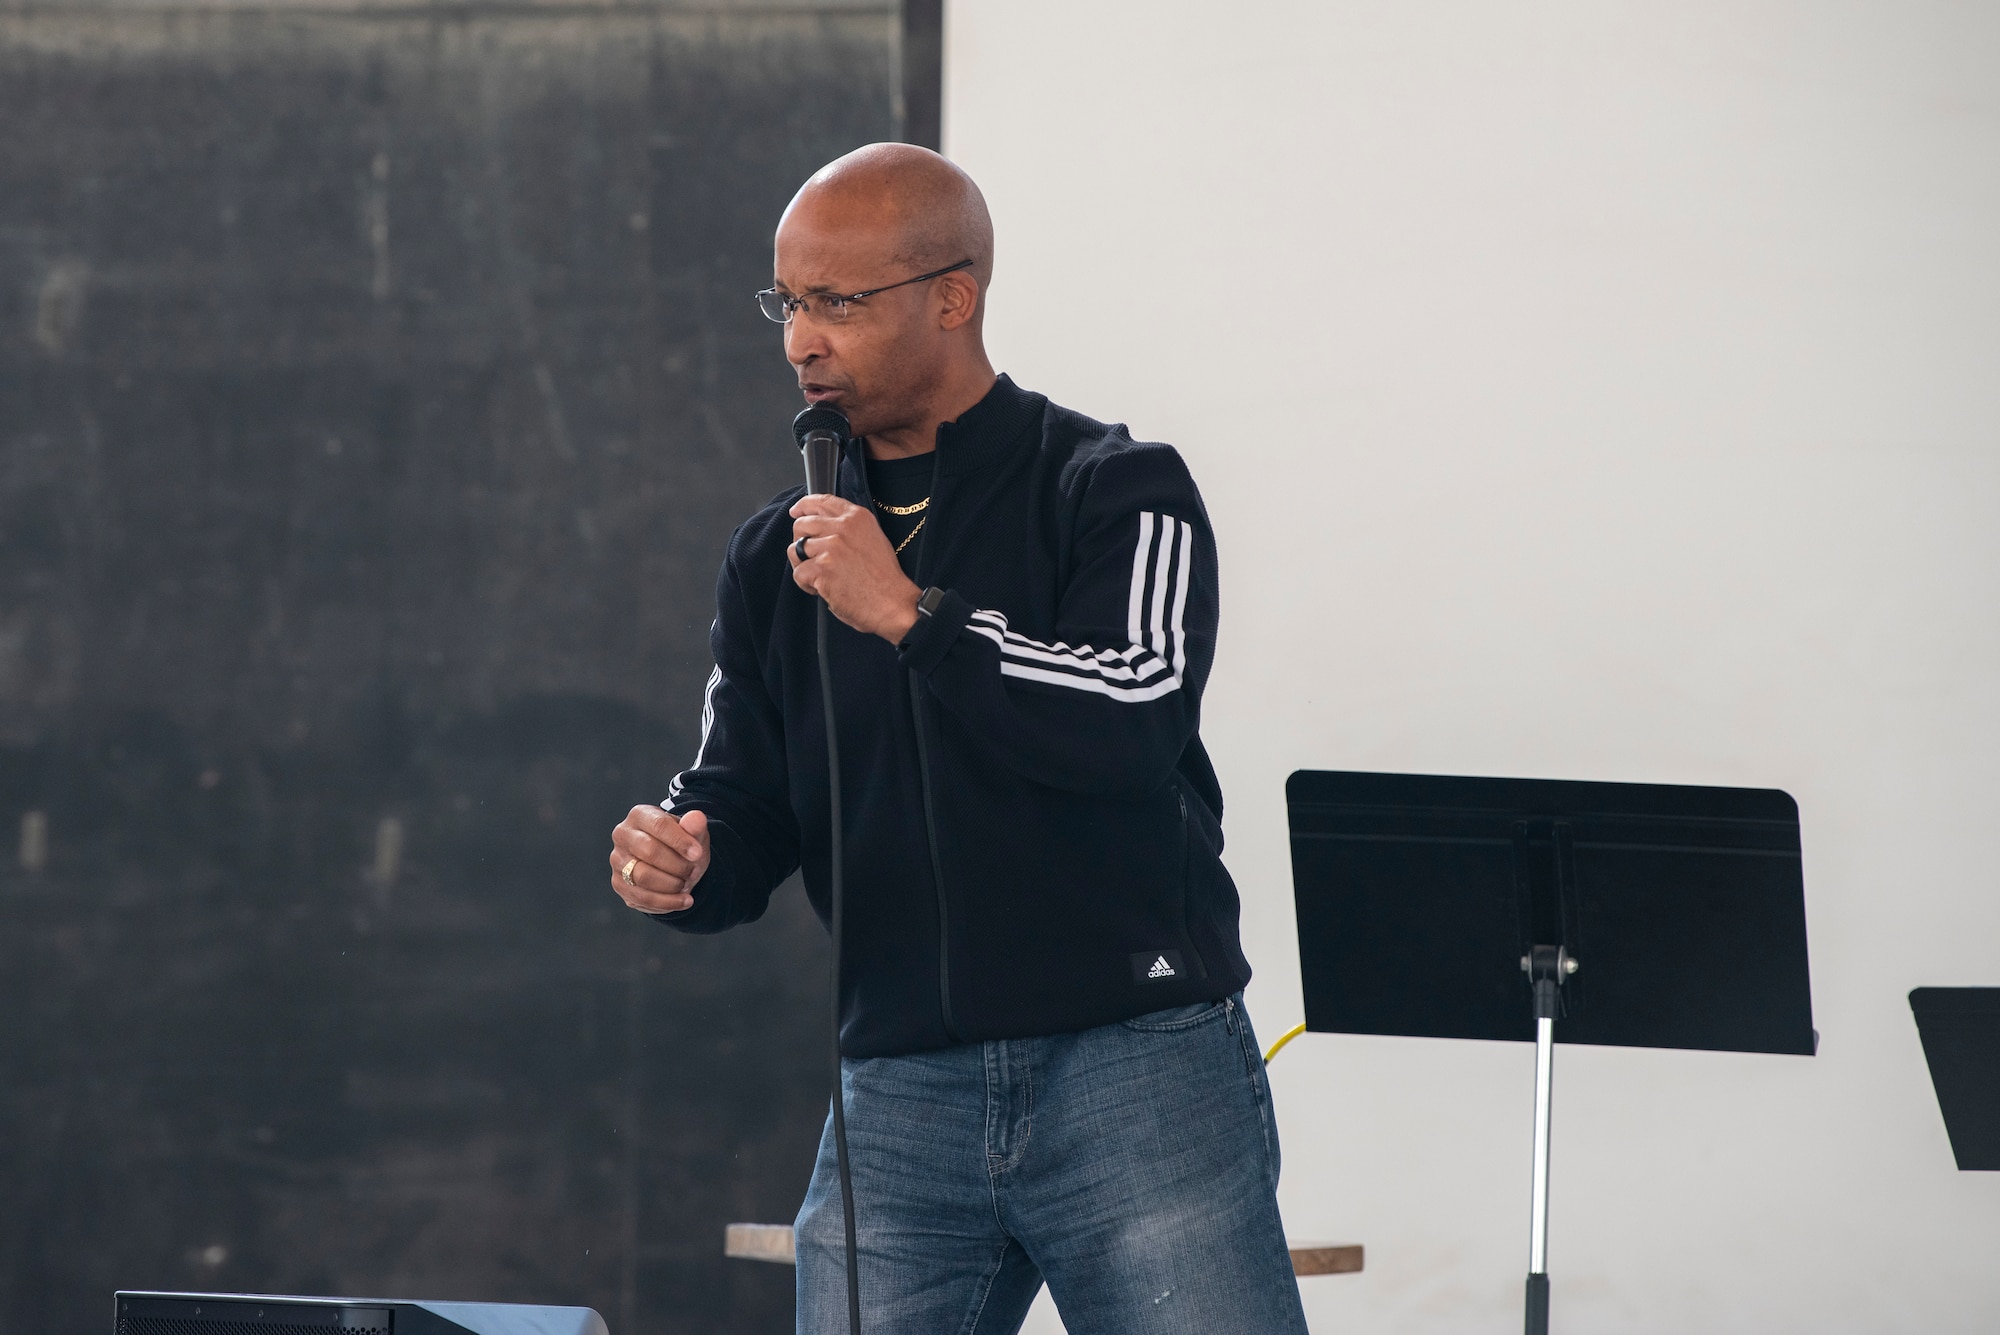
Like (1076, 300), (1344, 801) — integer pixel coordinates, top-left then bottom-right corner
(621, 857), (638, 887)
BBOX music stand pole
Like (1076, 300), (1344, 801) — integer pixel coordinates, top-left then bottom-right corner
(1523, 943), (1573, 1335)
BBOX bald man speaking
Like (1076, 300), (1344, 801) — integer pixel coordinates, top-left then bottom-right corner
(609, 145), (1308, 1334)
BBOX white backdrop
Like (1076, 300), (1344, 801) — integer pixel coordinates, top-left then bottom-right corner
(943, 3), (2000, 1331)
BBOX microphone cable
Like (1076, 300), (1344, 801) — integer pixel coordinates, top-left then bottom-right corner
(817, 596), (862, 1335)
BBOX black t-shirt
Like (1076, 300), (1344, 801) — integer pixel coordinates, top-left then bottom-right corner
(864, 450), (937, 579)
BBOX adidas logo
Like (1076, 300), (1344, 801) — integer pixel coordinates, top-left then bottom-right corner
(1147, 955), (1176, 979)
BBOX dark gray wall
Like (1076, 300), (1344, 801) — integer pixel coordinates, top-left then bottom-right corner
(0, 3), (921, 1330)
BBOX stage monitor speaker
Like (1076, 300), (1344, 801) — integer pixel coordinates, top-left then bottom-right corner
(115, 1292), (608, 1335)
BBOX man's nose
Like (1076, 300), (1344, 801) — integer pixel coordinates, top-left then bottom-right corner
(785, 317), (828, 368)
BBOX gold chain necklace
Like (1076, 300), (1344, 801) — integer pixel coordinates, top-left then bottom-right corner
(874, 494), (930, 555)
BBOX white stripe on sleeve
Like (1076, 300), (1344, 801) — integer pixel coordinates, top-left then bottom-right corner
(1170, 519), (1193, 682)
(1128, 510), (1154, 650)
(965, 512), (1193, 703)
(666, 660), (723, 806)
(1148, 516), (1176, 659)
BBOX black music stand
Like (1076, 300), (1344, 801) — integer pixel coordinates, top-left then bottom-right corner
(1287, 770), (1816, 1335)
(1909, 987), (2000, 1170)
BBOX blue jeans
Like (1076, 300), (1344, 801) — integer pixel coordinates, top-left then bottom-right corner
(794, 994), (1309, 1335)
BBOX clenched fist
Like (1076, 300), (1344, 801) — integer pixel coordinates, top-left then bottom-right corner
(609, 805), (711, 914)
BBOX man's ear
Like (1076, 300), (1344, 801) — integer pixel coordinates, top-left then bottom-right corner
(936, 271), (981, 331)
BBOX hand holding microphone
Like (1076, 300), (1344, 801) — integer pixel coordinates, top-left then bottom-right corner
(788, 407), (923, 644)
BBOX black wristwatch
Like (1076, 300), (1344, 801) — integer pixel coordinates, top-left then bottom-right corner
(899, 586), (947, 651)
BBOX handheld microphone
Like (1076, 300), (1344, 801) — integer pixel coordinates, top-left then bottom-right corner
(790, 401), (861, 1334)
(794, 406), (851, 496)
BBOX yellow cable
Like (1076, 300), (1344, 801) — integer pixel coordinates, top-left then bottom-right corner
(1262, 1021), (1308, 1065)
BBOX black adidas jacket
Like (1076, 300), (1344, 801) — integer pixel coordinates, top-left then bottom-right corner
(657, 375), (1250, 1057)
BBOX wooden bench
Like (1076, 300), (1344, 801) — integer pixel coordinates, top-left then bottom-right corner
(725, 1224), (1362, 1277)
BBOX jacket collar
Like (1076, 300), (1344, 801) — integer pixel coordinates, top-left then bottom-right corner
(841, 374), (1043, 484)
(931, 373), (1044, 477)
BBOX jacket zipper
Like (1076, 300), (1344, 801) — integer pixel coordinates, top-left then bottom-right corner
(1173, 782), (1210, 980)
(905, 468), (962, 1044)
(910, 674), (960, 1043)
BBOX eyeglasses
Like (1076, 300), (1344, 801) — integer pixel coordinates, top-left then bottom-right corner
(756, 259), (974, 324)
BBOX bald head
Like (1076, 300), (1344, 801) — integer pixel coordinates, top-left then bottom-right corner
(780, 143), (994, 294)
(773, 145), (999, 455)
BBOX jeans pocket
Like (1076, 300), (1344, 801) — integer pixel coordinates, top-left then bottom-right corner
(1120, 998), (1229, 1033)
(1225, 1001), (1281, 1188)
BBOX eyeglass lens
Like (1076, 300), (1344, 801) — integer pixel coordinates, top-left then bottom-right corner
(756, 290), (851, 324)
